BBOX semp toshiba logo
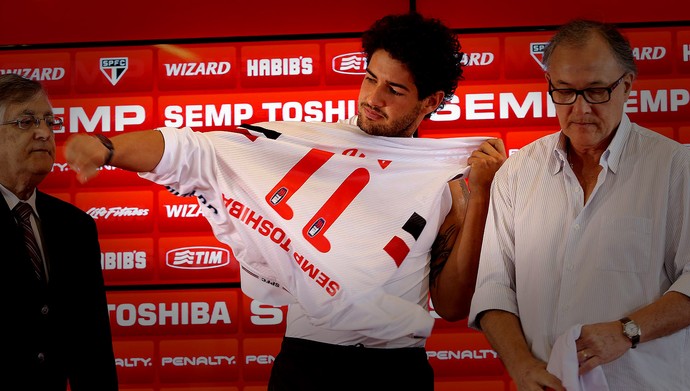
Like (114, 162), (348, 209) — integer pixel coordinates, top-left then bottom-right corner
(166, 246), (230, 270)
(332, 52), (367, 75)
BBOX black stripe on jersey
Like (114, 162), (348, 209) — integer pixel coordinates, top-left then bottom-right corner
(402, 212), (426, 240)
(240, 123), (282, 140)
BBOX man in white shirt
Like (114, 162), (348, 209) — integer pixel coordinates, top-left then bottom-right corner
(468, 19), (690, 390)
(65, 12), (507, 390)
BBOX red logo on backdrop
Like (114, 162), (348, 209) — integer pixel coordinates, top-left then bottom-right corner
(0, 51), (71, 94)
(100, 237), (155, 285)
(113, 340), (155, 384)
(625, 30), (672, 75)
(107, 289), (240, 337)
(75, 49), (153, 93)
(503, 34), (552, 79)
(459, 36), (501, 81)
(157, 89), (358, 128)
(242, 337), (282, 380)
(159, 338), (239, 383)
(159, 236), (239, 284)
(158, 189), (213, 232)
(157, 44), (238, 91)
(75, 190), (154, 234)
(240, 43), (320, 88)
(426, 332), (505, 377)
(240, 295), (287, 334)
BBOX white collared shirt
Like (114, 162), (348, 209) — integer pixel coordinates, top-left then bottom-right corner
(469, 114), (690, 389)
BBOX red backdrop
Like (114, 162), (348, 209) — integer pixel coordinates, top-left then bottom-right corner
(1, 1), (688, 390)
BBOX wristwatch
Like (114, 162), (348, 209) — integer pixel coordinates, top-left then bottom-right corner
(94, 134), (114, 166)
(619, 317), (641, 349)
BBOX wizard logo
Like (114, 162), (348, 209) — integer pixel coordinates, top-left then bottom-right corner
(100, 57), (129, 86)
(530, 42), (548, 70)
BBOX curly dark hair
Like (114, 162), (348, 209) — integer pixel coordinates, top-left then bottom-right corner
(361, 12), (464, 116)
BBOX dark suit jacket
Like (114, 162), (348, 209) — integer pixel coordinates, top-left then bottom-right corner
(1, 190), (118, 390)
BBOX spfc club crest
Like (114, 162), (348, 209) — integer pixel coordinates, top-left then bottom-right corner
(100, 57), (129, 86)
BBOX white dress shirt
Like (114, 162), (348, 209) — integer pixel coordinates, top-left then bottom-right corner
(468, 114), (690, 389)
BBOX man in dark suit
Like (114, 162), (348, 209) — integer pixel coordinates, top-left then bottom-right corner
(0, 74), (118, 390)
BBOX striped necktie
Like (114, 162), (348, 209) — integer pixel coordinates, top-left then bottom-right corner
(13, 202), (46, 281)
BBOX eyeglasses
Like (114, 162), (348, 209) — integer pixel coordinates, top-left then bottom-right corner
(0, 114), (64, 130)
(548, 73), (627, 105)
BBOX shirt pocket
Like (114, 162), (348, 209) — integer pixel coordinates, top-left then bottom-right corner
(596, 216), (652, 273)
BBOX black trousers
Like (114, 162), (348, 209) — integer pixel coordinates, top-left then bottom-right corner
(267, 337), (434, 391)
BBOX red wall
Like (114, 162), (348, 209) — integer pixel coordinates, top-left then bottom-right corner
(1, 1), (688, 390)
(1, 0), (686, 46)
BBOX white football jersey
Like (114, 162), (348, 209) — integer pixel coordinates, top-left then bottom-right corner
(141, 118), (486, 341)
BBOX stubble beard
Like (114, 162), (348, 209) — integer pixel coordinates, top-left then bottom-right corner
(357, 103), (423, 138)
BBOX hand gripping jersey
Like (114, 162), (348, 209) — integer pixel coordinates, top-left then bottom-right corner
(141, 119), (487, 340)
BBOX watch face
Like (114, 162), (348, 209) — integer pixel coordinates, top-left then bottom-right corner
(624, 322), (639, 336)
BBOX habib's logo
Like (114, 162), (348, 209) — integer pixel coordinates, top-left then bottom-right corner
(100, 57), (129, 86)
(332, 52), (367, 75)
(166, 246), (230, 269)
(246, 56), (313, 76)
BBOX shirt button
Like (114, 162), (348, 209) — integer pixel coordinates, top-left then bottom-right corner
(41, 305), (49, 315)
(573, 224), (580, 230)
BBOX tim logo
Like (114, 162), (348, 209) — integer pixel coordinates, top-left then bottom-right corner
(100, 57), (129, 86)
(530, 42), (548, 70)
(166, 246), (230, 269)
(269, 187), (288, 205)
(307, 217), (325, 237)
(332, 52), (367, 75)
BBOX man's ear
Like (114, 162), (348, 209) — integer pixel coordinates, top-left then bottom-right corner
(423, 91), (445, 116)
(622, 73), (635, 95)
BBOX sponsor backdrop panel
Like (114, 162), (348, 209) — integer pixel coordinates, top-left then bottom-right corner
(2, 15), (687, 391)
